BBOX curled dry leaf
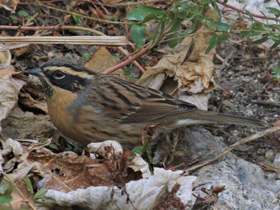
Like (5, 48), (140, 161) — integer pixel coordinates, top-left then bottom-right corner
(0, 50), (26, 130)
(85, 46), (125, 79)
(87, 140), (123, 159)
(137, 26), (216, 110)
(44, 168), (196, 210)
(0, 0), (19, 12)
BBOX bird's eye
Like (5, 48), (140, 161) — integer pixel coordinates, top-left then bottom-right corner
(52, 70), (65, 80)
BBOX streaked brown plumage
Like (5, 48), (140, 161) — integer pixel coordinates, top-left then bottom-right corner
(24, 59), (265, 146)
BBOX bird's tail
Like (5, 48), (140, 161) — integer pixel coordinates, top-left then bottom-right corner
(172, 109), (266, 128)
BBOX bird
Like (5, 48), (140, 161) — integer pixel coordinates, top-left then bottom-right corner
(24, 59), (265, 147)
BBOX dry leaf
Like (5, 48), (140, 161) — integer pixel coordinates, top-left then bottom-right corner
(0, 0), (19, 12)
(0, 50), (26, 127)
(13, 44), (36, 59)
(45, 168), (196, 210)
(85, 46), (125, 78)
(137, 18), (216, 110)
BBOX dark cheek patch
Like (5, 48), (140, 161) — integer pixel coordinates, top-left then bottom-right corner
(47, 73), (88, 92)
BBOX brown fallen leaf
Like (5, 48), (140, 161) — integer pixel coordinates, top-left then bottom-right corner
(137, 10), (217, 110)
(85, 46), (125, 79)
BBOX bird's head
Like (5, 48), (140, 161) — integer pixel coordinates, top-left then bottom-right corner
(24, 59), (95, 97)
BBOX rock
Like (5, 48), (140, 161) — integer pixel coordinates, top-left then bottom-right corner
(193, 157), (279, 210)
(265, 149), (275, 162)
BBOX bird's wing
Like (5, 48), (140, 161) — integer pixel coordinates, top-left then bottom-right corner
(86, 75), (198, 123)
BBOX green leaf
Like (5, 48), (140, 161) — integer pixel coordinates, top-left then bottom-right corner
(142, 14), (157, 23)
(9, 15), (18, 20)
(131, 24), (146, 48)
(34, 200), (52, 206)
(48, 143), (59, 150)
(179, 2), (189, 9)
(271, 42), (279, 49)
(25, 176), (34, 194)
(126, 5), (165, 22)
(0, 183), (9, 194)
(216, 33), (229, 42)
(245, 10), (254, 22)
(267, 7), (280, 17)
(187, 5), (202, 21)
(273, 61), (280, 79)
(127, 8), (148, 21)
(39, 137), (48, 142)
(240, 30), (261, 37)
(82, 53), (90, 62)
(72, 15), (80, 24)
(167, 16), (182, 48)
(206, 35), (218, 53)
(34, 188), (47, 200)
(252, 35), (268, 45)
(210, 0), (221, 20)
(202, 0), (211, 4)
(180, 20), (198, 35)
(0, 195), (12, 204)
(264, 0), (271, 2)
(17, 10), (29, 17)
(139, 5), (165, 16)
(210, 21), (229, 31)
(132, 146), (143, 155)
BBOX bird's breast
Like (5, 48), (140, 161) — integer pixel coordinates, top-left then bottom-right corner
(47, 89), (78, 139)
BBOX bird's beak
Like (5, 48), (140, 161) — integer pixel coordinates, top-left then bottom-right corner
(24, 68), (44, 77)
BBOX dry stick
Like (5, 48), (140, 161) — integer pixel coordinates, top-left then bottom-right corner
(106, 0), (166, 7)
(217, 0), (280, 22)
(184, 126), (280, 175)
(0, 36), (128, 45)
(103, 44), (151, 74)
(0, 25), (146, 73)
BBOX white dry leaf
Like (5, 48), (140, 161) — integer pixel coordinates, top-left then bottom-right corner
(128, 154), (151, 178)
(45, 168), (197, 210)
(0, 153), (3, 174)
(0, 76), (26, 124)
(87, 140), (123, 159)
(0, 138), (23, 156)
(0, 0), (19, 12)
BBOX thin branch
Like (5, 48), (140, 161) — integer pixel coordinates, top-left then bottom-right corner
(38, 3), (130, 25)
(0, 36), (128, 45)
(184, 126), (280, 175)
(0, 25), (146, 73)
(103, 44), (151, 74)
(217, 0), (280, 22)
(105, 0), (166, 7)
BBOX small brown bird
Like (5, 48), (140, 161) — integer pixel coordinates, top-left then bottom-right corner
(24, 59), (264, 147)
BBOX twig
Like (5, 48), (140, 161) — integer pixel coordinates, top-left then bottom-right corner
(217, 0), (280, 22)
(0, 25), (146, 73)
(105, 0), (166, 7)
(183, 126), (280, 175)
(39, 3), (129, 25)
(0, 36), (128, 45)
(103, 44), (151, 74)
(251, 100), (280, 108)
